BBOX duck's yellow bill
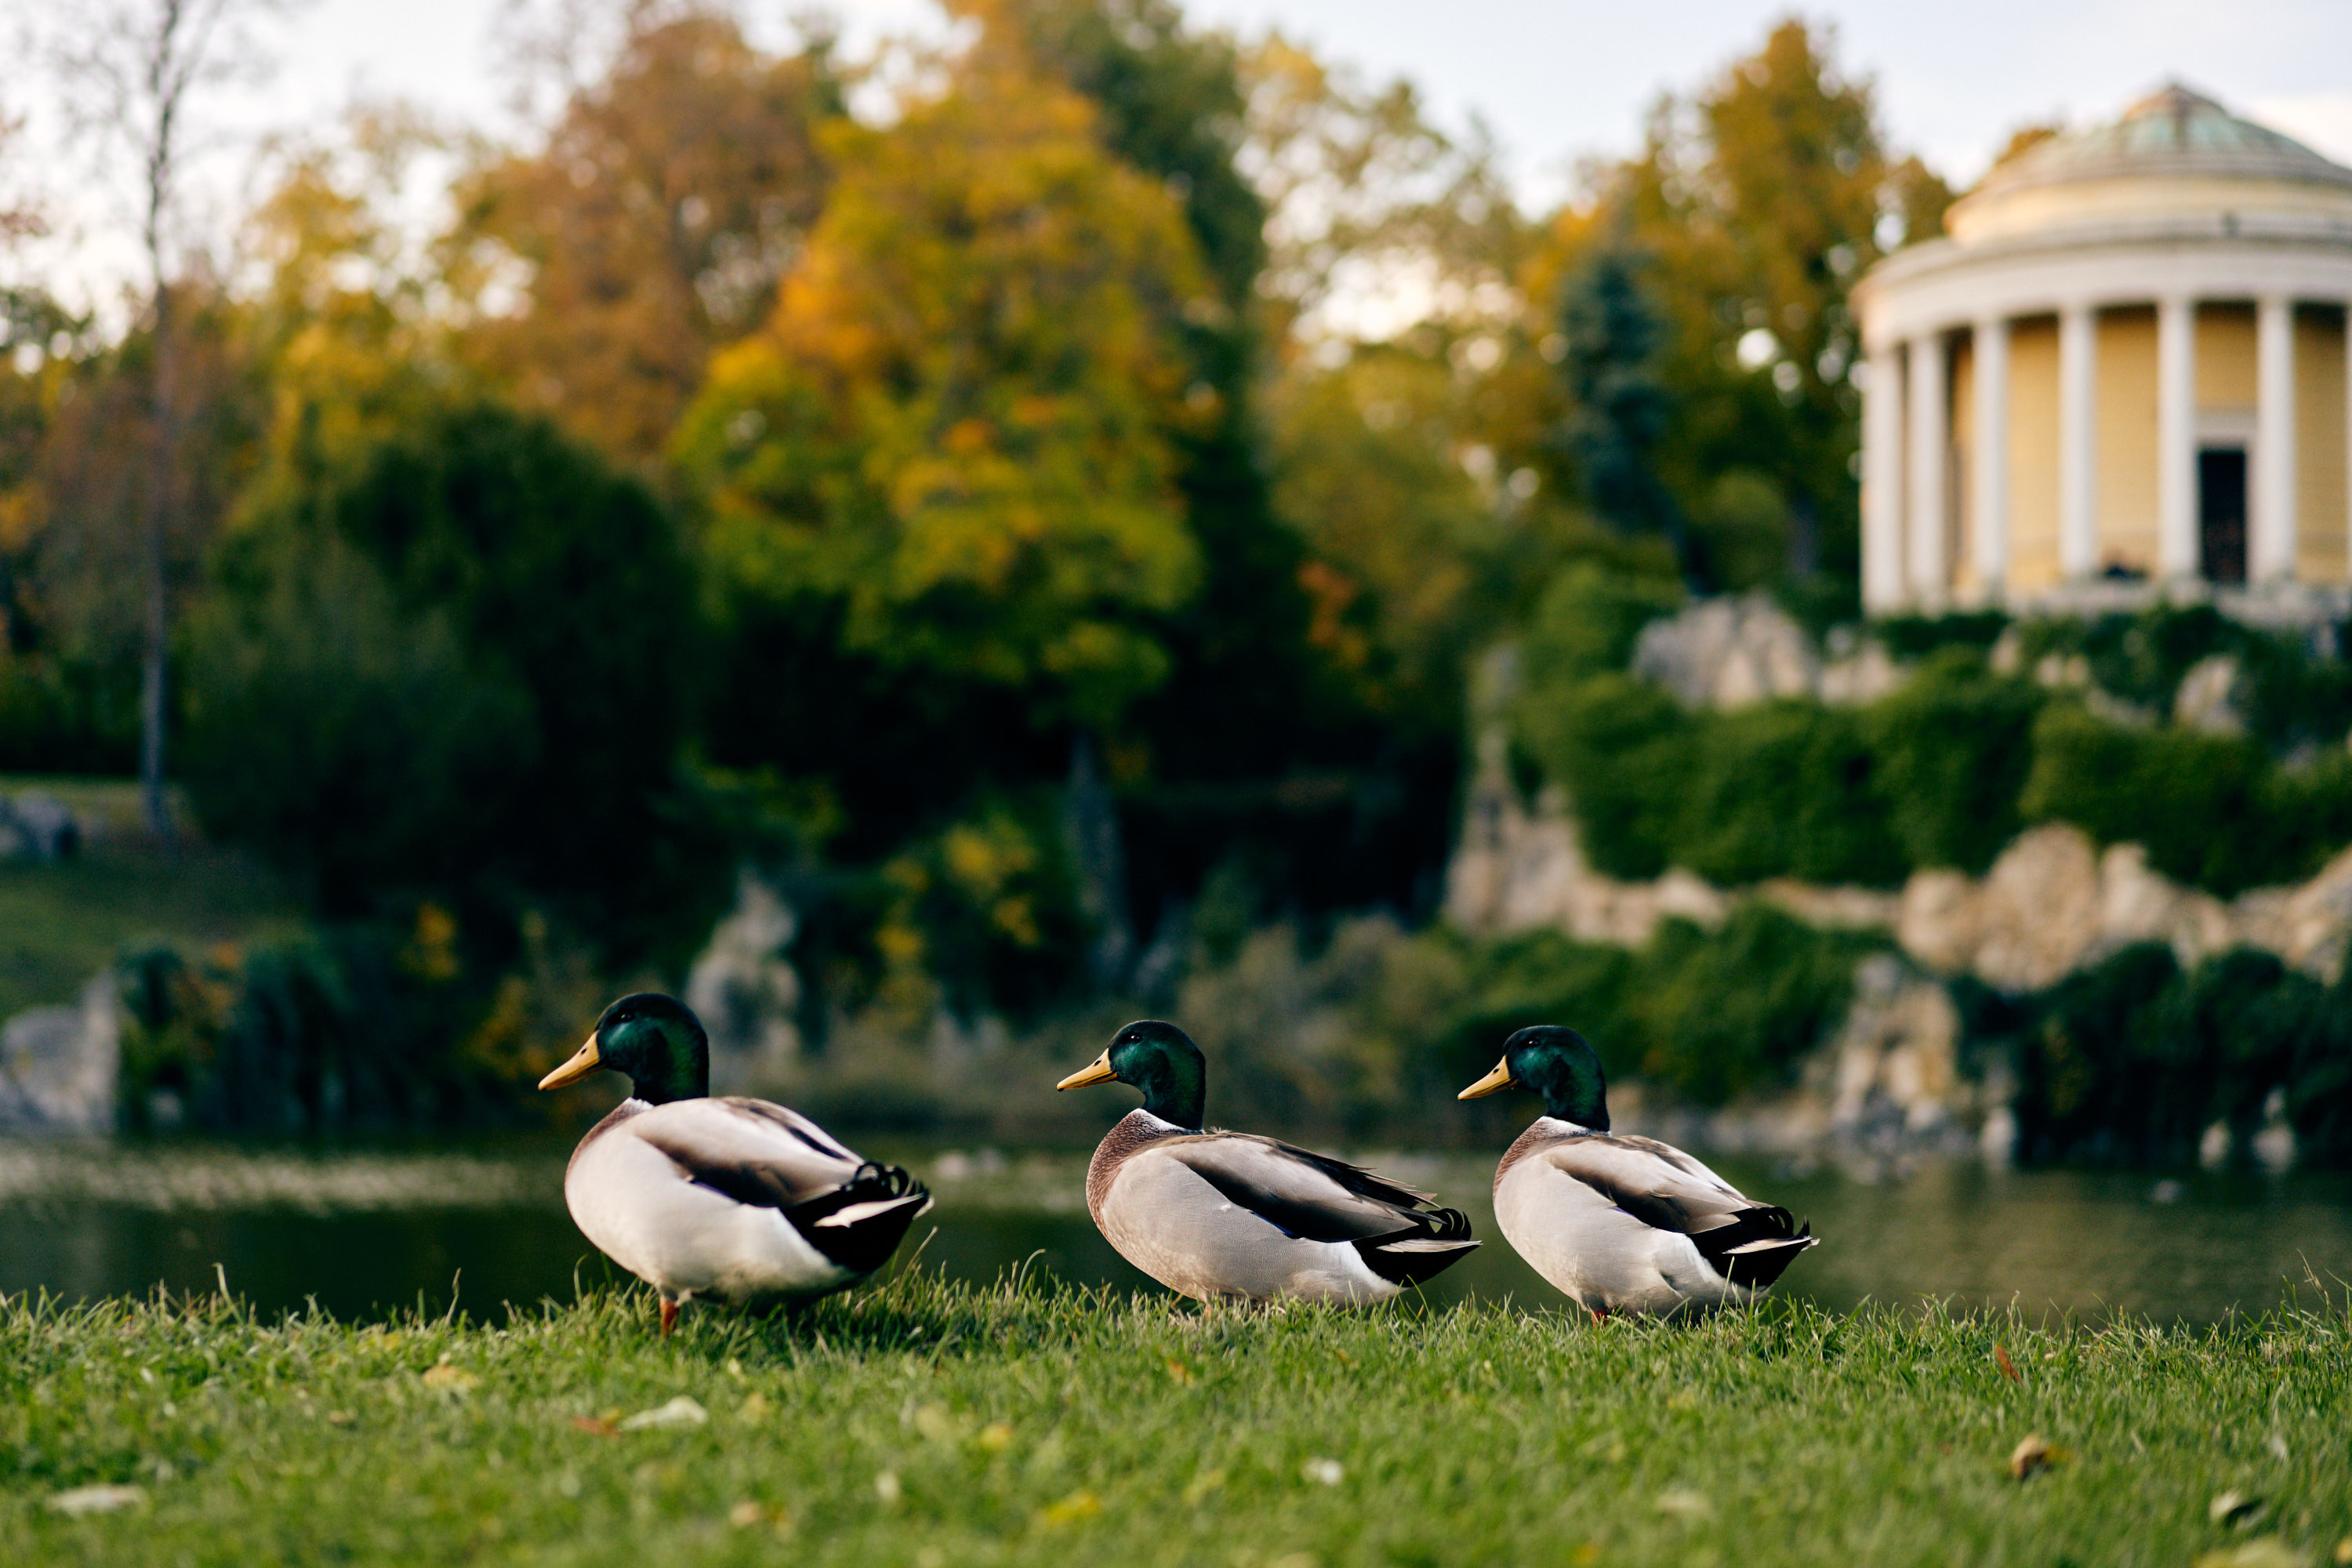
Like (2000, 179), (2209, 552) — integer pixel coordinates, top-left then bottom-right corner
(1056, 1053), (1118, 1091)
(1457, 1059), (1516, 1100)
(538, 1035), (603, 1091)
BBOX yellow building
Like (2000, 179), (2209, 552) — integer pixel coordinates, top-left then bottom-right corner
(1853, 85), (2352, 615)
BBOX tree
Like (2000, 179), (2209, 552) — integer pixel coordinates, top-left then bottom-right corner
(1558, 19), (1952, 590)
(676, 53), (1210, 736)
(1552, 241), (1689, 570)
(184, 402), (709, 960)
(42, 0), (291, 837)
(454, 6), (839, 466)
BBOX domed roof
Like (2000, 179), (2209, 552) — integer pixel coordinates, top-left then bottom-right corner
(1980, 85), (2352, 196)
(1944, 85), (2352, 245)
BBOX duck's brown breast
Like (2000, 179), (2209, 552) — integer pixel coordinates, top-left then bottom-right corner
(1086, 1110), (1186, 1221)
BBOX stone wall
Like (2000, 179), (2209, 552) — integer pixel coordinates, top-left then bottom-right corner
(0, 972), (120, 1135)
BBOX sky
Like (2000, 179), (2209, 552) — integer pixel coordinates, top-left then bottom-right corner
(9, 0), (2352, 320)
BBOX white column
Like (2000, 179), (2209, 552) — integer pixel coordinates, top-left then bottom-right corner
(1971, 315), (2010, 597)
(1907, 331), (1948, 601)
(2255, 294), (2297, 582)
(2059, 303), (2099, 578)
(2157, 296), (2199, 579)
(1861, 343), (1907, 613)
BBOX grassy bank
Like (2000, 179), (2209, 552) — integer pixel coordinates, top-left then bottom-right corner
(5, 1274), (2347, 1567)
(0, 776), (299, 1018)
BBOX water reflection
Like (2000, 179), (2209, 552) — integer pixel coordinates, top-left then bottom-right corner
(2, 1140), (2346, 1325)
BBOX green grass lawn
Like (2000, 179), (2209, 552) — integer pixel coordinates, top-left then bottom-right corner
(3, 1272), (2346, 1568)
(0, 776), (300, 1017)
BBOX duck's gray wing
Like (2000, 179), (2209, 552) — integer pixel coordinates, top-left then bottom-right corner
(628, 1099), (931, 1272)
(1543, 1134), (1813, 1282)
(1161, 1134), (1469, 1244)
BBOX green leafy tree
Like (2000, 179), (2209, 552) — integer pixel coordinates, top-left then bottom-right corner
(1563, 19), (1952, 590)
(186, 404), (709, 960)
(677, 55), (1207, 736)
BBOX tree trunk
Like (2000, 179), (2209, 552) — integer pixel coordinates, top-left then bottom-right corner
(1065, 734), (1132, 991)
(140, 281), (175, 843)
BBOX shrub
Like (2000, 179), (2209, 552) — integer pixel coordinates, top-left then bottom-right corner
(0, 652), (140, 774)
(2020, 703), (2289, 894)
(1516, 561), (1682, 694)
(1863, 649), (2042, 873)
(1439, 902), (1876, 1109)
(1962, 943), (2352, 1167)
(1674, 702), (1903, 887)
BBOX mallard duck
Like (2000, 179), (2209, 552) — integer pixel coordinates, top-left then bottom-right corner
(1458, 1025), (1817, 1319)
(1057, 1020), (1477, 1304)
(538, 993), (929, 1334)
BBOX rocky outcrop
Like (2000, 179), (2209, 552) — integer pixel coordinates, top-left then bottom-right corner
(1633, 593), (1819, 709)
(0, 793), (80, 862)
(1450, 729), (2352, 987)
(1900, 825), (2352, 989)
(683, 871), (804, 1095)
(1445, 731), (1896, 945)
(0, 972), (120, 1134)
(1627, 594), (1904, 711)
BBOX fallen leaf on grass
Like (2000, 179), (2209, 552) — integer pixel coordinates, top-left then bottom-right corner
(2335, 1538), (2352, 1566)
(976, 1421), (1014, 1452)
(1163, 1357), (1194, 1385)
(47, 1485), (147, 1516)
(736, 1391), (770, 1421)
(728, 1501), (789, 1530)
(1181, 1467), (1225, 1505)
(873, 1471), (902, 1504)
(2194, 1540), (2310, 1568)
(2210, 1490), (2267, 1527)
(571, 1413), (619, 1438)
(619, 1396), (708, 1432)
(1301, 1458), (1344, 1486)
(1994, 1344), (2021, 1382)
(325, 1411), (354, 1426)
(422, 1360), (479, 1393)
(1035, 1489), (1099, 1528)
(2008, 1435), (2065, 1480)
(1655, 1488), (1712, 1519)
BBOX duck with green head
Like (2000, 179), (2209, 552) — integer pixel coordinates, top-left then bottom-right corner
(1058, 1020), (1477, 1304)
(539, 993), (930, 1335)
(1459, 1025), (1817, 1319)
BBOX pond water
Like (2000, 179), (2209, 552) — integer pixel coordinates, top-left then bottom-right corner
(2, 1138), (2347, 1326)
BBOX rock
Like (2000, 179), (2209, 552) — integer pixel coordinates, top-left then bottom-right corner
(1631, 593), (1819, 710)
(1965, 823), (2106, 991)
(683, 872), (804, 1095)
(1818, 637), (1903, 705)
(0, 971), (120, 1134)
(0, 793), (80, 862)
(2175, 654), (2251, 735)
(2234, 844), (2352, 983)
(1824, 955), (1967, 1148)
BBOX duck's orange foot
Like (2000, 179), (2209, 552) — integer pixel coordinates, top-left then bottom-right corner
(659, 1299), (680, 1338)
(1588, 1304), (1610, 1326)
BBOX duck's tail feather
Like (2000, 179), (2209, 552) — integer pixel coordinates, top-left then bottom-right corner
(786, 1163), (932, 1275)
(1716, 1219), (1818, 1290)
(1355, 1204), (1479, 1286)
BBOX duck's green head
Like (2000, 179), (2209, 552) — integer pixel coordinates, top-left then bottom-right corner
(538, 993), (710, 1105)
(1458, 1025), (1610, 1129)
(1056, 1019), (1206, 1127)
